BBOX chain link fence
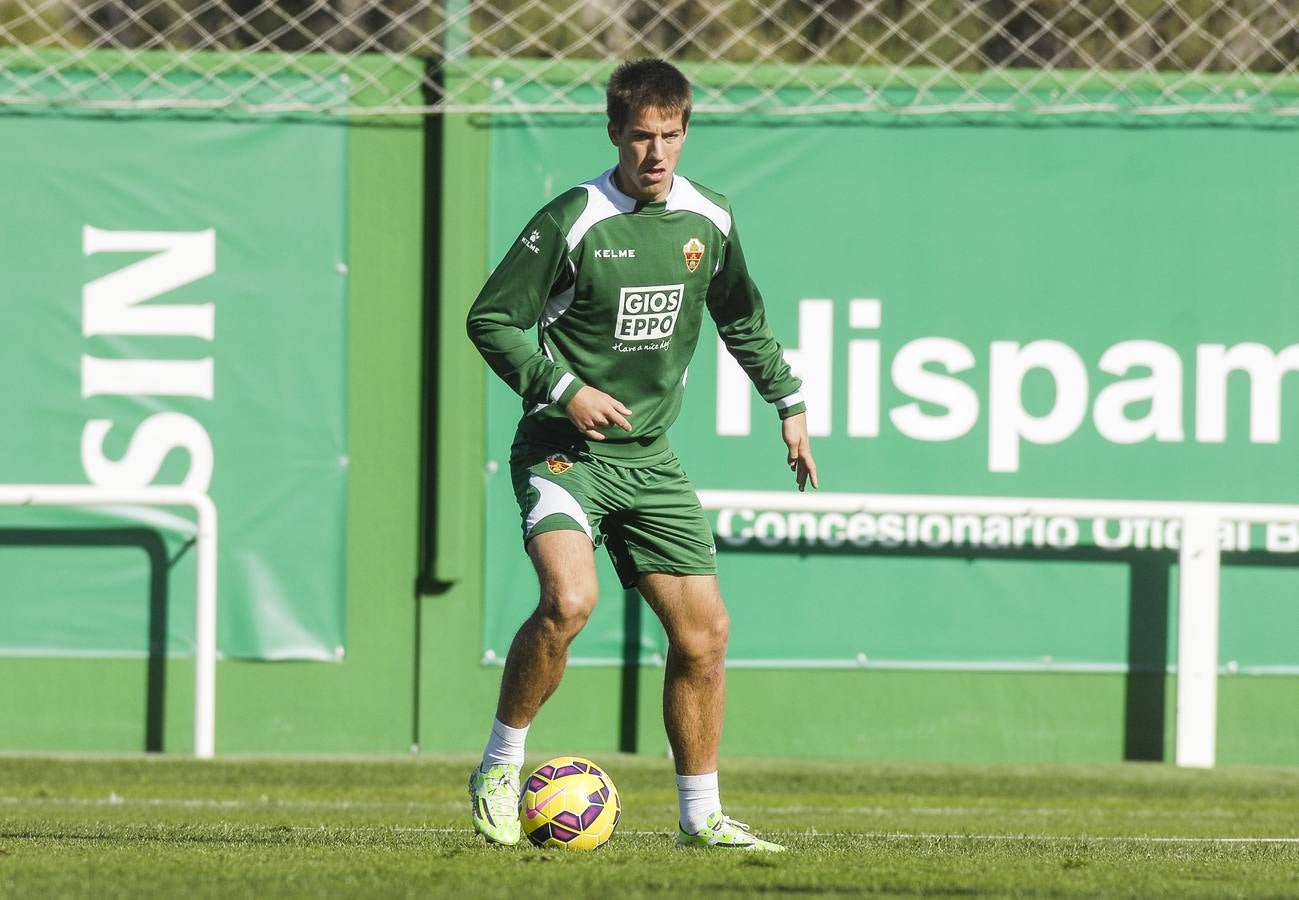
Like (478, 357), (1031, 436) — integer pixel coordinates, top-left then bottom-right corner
(2, 0), (1299, 118)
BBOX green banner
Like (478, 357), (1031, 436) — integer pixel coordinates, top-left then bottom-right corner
(480, 111), (1299, 673)
(0, 106), (348, 660)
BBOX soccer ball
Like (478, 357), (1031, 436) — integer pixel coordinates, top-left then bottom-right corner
(519, 756), (621, 850)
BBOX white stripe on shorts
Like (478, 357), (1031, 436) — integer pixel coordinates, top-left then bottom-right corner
(526, 474), (593, 543)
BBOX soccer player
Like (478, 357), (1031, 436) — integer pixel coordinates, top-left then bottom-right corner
(466, 58), (817, 851)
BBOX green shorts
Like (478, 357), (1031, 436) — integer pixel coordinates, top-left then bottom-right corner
(511, 438), (717, 589)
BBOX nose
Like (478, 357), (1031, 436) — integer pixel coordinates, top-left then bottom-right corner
(649, 136), (666, 160)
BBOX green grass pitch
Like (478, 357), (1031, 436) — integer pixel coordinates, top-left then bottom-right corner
(1, 754), (1297, 898)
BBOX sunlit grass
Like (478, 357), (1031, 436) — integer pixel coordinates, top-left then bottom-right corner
(2, 754), (1297, 898)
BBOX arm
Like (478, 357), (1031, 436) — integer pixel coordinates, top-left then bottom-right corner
(465, 211), (587, 410)
(707, 220), (817, 490)
(705, 221), (805, 418)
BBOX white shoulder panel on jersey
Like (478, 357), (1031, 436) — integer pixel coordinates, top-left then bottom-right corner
(565, 169), (636, 251)
(666, 176), (732, 235)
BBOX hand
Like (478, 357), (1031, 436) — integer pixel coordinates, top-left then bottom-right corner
(565, 386), (632, 441)
(781, 412), (819, 492)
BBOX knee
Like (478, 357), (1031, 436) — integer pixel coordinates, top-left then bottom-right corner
(538, 586), (597, 641)
(676, 608), (730, 664)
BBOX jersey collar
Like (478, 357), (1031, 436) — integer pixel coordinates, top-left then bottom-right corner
(601, 166), (681, 215)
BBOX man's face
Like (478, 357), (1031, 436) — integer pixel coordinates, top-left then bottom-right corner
(608, 106), (687, 203)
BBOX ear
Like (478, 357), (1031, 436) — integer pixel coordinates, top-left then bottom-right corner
(607, 121), (619, 146)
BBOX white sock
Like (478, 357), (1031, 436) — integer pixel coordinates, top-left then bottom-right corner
(676, 771), (722, 834)
(481, 718), (528, 769)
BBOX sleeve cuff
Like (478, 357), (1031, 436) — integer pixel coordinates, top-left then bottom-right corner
(774, 390), (805, 420)
(554, 373), (586, 407)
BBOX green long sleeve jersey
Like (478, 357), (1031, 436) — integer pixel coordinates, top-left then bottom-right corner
(467, 168), (806, 462)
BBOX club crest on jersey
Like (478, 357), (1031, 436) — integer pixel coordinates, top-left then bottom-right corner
(682, 238), (705, 273)
(546, 453), (573, 475)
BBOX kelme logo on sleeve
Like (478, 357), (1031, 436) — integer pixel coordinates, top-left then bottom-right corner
(615, 284), (683, 343)
(683, 238), (705, 273)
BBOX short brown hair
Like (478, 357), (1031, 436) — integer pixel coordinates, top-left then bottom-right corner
(606, 58), (692, 131)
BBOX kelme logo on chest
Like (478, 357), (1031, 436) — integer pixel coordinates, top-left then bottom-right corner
(615, 284), (683, 342)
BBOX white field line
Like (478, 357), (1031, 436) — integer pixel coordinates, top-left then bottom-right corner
(828, 833), (1299, 844)
(330, 827), (1299, 844)
(5, 796), (1297, 844)
(0, 795), (434, 812)
(744, 804), (1246, 820)
(0, 796), (1263, 821)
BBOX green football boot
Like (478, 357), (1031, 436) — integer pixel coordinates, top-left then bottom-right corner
(676, 811), (786, 851)
(468, 763), (522, 845)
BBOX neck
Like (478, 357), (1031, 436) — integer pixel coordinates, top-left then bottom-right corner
(612, 167), (671, 203)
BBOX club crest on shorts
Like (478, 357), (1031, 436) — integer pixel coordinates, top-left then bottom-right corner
(682, 238), (705, 273)
(546, 453), (573, 475)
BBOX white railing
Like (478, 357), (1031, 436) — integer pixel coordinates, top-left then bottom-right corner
(698, 490), (1299, 769)
(0, 485), (218, 759)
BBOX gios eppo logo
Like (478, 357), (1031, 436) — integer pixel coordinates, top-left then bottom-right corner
(615, 283), (683, 343)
